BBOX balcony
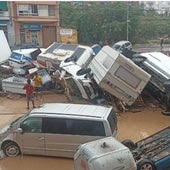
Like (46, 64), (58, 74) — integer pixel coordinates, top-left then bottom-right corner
(0, 11), (10, 20)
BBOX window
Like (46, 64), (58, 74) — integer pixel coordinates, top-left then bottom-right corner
(107, 110), (117, 134)
(48, 5), (55, 16)
(43, 118), (67, 134)
(18, 4), (38, 16)
(10, 52), (22, 61)
(102, 56), (114, 69)
(73, 119), (105, 136)
(20, 117), (42, 133)
(65, 78), (81, 97)
(18, 5), (29, 16)
(84, 85), (92, 98)
(31, 5), (38, 16)
(115, 66), (141, 89)
(43, 117), (105, 136)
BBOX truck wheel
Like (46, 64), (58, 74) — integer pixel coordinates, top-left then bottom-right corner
(137, 159), (156, 170)
(3, 142), (20, 157)
(121, 139), (136, 150)
(132, 55), (146, 64)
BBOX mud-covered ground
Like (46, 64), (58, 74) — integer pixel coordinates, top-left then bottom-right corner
(0, 92), (170, 170)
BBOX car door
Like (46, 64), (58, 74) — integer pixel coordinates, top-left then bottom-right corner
(43, 118), (105, 158)
(43, 117), (76, 158)
(16, 117), (45, 156)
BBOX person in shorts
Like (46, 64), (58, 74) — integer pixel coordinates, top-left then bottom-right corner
(23, 78), (35, 109)
(32, 72), (43, 100)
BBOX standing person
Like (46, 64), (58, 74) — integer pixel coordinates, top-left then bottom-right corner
(23, 78), (35, 109)
(32, 72), (43, 100)
(160, 37), (164, 49)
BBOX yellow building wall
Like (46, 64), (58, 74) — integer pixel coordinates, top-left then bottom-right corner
(59, 28), (78, 44)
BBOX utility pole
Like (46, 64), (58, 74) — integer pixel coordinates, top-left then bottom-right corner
(126, 4), (130, 41)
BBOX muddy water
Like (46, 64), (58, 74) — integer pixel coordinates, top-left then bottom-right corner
(0, 156), (74, 170)
(0, 94), (170, 170)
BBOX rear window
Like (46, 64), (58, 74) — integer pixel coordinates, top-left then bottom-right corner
(107, 110), (117, 133)
(125, 42), (130, 47)
(43, 118), (105, 136)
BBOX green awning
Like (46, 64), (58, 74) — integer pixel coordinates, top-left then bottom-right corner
(0, 2), (8, 11)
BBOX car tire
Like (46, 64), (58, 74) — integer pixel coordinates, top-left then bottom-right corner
(64, 56), (77, 63)
(137, 159), (156, 170)
(162, 111), (170, 116)
(132, 55), (146, 65)
(76, 68), (91, 76)
(3, 142), (20, 157)
(121, 139), (136, 150)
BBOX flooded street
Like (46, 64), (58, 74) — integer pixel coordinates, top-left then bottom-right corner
(1, 156), (74, 170)
(0, 93), (170, 170)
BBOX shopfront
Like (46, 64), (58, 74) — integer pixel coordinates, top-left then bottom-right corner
(20, 24), (42, 46)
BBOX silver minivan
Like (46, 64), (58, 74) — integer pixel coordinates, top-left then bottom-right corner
(0, 103), (117, 158)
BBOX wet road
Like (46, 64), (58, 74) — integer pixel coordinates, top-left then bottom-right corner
(0, 93), (170, 170)
(133, 43), (170, 53)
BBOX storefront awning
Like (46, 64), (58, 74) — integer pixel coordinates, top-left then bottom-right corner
(0, 2), (8, 11)
(0, 20), (8, 26)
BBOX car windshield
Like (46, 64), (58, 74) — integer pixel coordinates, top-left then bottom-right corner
(10, 52), (22, 61)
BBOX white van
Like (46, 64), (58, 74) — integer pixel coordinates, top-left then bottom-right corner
(74, 137), (136, 170)
(0, 103), (117, 158)
(9, 48), (45, 75)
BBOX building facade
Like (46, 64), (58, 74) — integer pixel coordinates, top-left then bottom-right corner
(0, 1), (14, 46)
(140, 1), (170, 15)
(8, 1), (59, 48)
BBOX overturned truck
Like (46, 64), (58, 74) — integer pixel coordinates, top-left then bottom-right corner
(122, 50), (170, 114)
(60, 45), (151, 107)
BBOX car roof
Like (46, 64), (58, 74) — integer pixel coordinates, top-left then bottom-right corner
(13, 48), (46, 55)
(114, 40), (131, 45)
(141, 52), (170, 79)
(30, 103), (112, 118)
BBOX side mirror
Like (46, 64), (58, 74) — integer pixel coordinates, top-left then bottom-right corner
(16, 128), (23, 134)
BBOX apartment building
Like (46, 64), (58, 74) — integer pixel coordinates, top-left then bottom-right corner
(0, 1), (14, 46)
(9, 1), (59, 48)
(140, 1), (170, 15)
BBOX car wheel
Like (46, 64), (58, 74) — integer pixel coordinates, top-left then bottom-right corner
(3, 142), (20, 157)
(137, 159), (156, 170)
(121, 139), (136, 150)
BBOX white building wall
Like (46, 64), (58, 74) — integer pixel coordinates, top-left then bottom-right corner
(140, 1), (170, 15)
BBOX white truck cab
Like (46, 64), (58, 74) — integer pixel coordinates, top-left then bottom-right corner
(37, 42), (94, 71)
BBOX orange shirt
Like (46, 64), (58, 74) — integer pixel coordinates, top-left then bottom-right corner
(33, 75), (43, 88)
